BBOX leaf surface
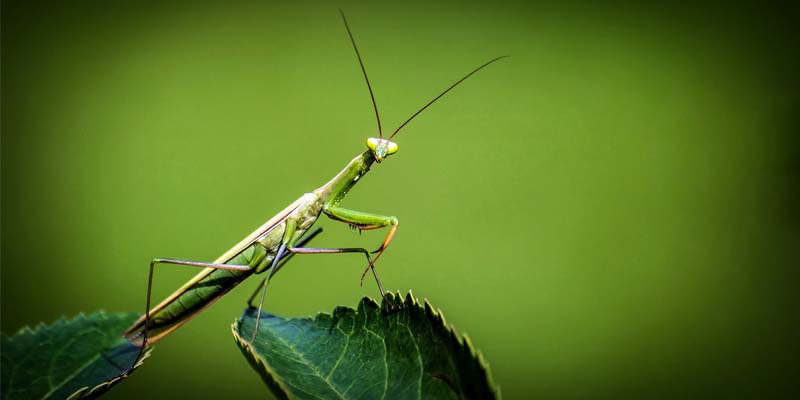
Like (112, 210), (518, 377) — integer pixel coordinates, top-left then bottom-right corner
(232, 292), (499, 400)
(1, 312), (150, 400)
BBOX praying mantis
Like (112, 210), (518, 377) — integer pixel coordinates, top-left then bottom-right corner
(121, 10), (506, 368)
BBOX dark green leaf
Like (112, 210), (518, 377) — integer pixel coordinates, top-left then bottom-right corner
(232, 292), (499, 400)
(1, 312), (151, 400)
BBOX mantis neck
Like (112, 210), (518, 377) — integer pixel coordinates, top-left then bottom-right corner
(314, 149), (376, 207)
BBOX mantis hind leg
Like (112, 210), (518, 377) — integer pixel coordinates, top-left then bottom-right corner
(248, 222), (395, 340)
(247, 226), (397, 342)
(245, 245), (383, 307)
(286, 246), (388, 300)
(283, 245), (396, 311)
(126, 258), (252, 376)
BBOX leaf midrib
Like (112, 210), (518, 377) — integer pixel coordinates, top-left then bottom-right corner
(264, 325), (348, 400)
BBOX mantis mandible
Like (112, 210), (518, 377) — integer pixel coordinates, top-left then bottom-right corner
(122, 11), (506, 368)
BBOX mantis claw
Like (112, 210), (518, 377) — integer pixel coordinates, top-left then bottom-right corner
(380, 294), (402, 314)
(383, 298), (397, 311)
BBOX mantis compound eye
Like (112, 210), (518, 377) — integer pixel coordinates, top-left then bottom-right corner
(366, 138), (399, 162)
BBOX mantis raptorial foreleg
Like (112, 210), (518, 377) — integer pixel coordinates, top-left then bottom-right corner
(323, 205), (399, 284)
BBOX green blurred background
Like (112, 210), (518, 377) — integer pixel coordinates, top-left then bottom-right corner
(2, 1), (798, 398)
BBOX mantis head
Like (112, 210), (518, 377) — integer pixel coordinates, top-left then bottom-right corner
(367, 138), (398, 163)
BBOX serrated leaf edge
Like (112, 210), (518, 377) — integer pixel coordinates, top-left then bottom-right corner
(1, 311), (152, 400)
(2, 311), (134, 340)
(407, 291), (500, 399)
(66, 345), (153, 400)
(232, 290), (500, 399)
(231, 321), (292, 399)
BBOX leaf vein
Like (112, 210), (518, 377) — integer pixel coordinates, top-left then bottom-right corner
(40, 351), (103, 400)
(404, 323), (423, 400)
(360, 301), (388, 399)
(264, 327), (347, 400)
(326, 328), (350, 380)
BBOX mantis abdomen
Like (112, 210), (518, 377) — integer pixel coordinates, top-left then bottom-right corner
(125, 193), (324, 344)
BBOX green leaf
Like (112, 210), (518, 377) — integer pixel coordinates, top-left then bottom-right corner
(232, 292), (499, 400)
(1, 311), (151, 400)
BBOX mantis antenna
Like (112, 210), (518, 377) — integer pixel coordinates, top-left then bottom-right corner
(340, 9), (507, 141)
(390, 55), (509, 140)
(340, 9), (383, 138)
